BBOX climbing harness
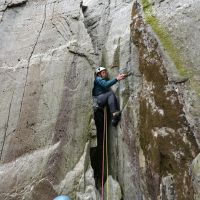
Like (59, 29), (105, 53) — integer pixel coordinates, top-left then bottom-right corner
(101, 107), (109, 200)
(92, 96), (102, 111)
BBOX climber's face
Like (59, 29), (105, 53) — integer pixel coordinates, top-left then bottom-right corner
(100, 70), (108, 79)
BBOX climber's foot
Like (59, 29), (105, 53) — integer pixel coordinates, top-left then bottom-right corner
(112, 111), (121, 127)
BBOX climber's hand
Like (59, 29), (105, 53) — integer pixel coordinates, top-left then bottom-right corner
(116, 74), (126, 81)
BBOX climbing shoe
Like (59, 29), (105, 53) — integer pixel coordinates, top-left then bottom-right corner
(111, 111), (121, 127)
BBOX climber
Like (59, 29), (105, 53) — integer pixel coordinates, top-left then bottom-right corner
(53, 195), (71, 200)
(92, 67), (126, 126)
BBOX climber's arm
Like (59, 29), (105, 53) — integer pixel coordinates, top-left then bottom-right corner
(96, 77), (118, 89)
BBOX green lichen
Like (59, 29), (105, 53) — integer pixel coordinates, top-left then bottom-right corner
(131, 2), (199, 198)
(140, 0), (200, 96)
(141, 0), (187, 76)
(146, 16), (188, 77)
(141, 0), (152, 14)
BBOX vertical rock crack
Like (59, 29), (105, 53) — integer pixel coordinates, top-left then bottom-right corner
(0, 91), (14, 161)
(18, 1), (47, 121)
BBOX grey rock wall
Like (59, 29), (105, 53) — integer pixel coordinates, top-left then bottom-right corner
(0, 0), (96, 199)
(0, 0), (200, 199)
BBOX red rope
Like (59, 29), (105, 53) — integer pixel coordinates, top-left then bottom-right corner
(101, 107), (107, 199)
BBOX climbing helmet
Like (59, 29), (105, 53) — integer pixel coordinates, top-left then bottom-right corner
(95, 67), (106, 74)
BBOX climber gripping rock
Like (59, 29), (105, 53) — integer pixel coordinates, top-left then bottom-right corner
(92, 67), (126, 126)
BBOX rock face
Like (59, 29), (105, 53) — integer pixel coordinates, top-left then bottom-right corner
(0, 0), (199, 199)
(104, 175), (122, 200)
(191, 154), (200, 200)
(130, 2), (198, 199)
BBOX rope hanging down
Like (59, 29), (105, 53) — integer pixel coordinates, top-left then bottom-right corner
(101, 107), (109, 200)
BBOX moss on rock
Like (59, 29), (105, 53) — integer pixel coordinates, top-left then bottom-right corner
(131, 2), (199, 199)
(140, 0), (200, 97)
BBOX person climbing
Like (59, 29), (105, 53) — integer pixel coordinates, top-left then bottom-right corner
(92, 66), (126, 126)
(91, 67), (126, 188)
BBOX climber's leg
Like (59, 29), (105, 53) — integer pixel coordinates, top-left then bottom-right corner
(97, 91), (121, 126)
(107, 91), (119, 113)
(97, 91), (119, 113)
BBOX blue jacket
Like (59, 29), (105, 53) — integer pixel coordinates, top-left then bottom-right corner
(92, 76), (118, 96)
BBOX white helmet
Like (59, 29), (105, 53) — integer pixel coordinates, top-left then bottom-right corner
(95, 67), (106, 74)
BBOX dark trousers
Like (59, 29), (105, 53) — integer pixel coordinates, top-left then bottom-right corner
(97, 91), (119, 113)
(91, 109), (104, 183)
(91, 91), (119, 186)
